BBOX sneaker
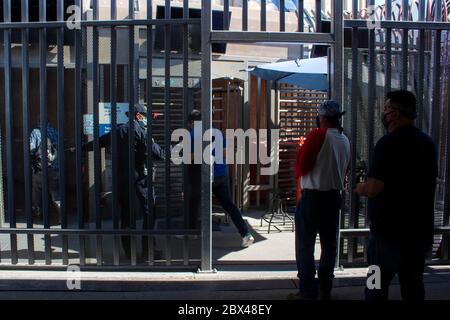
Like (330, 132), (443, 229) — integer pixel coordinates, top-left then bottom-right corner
(241, 233), (254, 248)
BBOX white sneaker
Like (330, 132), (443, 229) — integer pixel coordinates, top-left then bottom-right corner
(241, 233), (255, 248)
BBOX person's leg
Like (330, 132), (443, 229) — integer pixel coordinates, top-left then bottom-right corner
(32, 170), (42, 217)
(212, 176), (249, 237)
(119, 191), (131, 259)
(295, 191), (319, 298)
(317, 191), (341, 299)
(188, 165), (201, 229)
(398, 245), (426, 301)
(48, 171), (61, 224)
(365, 236), (399, 300)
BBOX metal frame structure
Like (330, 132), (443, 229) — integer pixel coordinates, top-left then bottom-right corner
(1, 0), (450, 270)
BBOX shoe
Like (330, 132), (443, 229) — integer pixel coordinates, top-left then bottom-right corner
(287, 292), (318, 300)
(241, 233), (254, 248)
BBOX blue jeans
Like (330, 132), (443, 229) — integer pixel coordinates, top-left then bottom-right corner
(295, 189), (341, 297)
(365, 236), (427, 300)
(213, 175), (249, 237)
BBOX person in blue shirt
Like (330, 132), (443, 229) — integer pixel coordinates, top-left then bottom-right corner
(30, 121), (61, 224)
(187, 110), (254, 248)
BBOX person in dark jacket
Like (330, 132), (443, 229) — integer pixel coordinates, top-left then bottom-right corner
(355, 90), (438, 300)
(84, 104), (165, 261)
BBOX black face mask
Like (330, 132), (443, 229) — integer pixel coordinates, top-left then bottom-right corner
(316, 116), (321, 128)
(382, 110), (396, 130)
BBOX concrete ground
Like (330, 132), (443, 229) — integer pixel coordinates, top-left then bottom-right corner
(0, 265), (449, 299)
(1, 210), (449, 300)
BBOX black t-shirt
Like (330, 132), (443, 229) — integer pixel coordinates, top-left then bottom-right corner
(368, 125), (438, 246)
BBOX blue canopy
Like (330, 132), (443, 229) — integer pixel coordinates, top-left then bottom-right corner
(249, 57), (328, 91)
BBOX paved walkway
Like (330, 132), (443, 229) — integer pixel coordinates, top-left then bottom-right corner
(0, 265), (449, 300)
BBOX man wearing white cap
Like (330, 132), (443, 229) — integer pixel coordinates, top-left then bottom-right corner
(291, 100), (350, 300)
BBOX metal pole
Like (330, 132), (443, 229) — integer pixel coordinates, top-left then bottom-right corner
(332, 0), (344, 268)
(200, 0), (213, 272)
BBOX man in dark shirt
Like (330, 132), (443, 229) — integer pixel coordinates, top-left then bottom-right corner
(85, 104), (165, 260)
(355, 90), (438, 300)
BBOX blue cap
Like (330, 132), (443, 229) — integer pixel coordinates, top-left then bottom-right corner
(318, 100), (345, 118)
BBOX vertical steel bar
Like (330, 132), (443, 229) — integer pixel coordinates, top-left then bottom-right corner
(444, 62), (450, 252)
(280, 0), (286, 32)
(385, 0), (392, 95)
(91, 0), (103, 266)
(367, 0), (376, 167)
(261, 0), (267, 31)
(75, 0), (85, 266)
(128, 0), (137, 266)
(223, 0), (230, 31)
(353, 0), (358, 18)
(111, 0), (120, 266)
(57, 0), (68, 265)
(348, 26), (359, 265)
(164, 0), (172, 266)
(21, 0), (34, 265)
(201, 0), (213, 272)
(243, 0), (248, 31)
(182, 0), (190, 266)
(431, 32), (441, 145)
(332, 0), (344, 267)
(401, 0), (409, 90)
(298, 0), (304, 57)
(315, 0), (322, 32)
(417, 0), (426, 129)
(39, 0), (51, 265)
(256, 78), (261, 207)
(146, 0), (155, 266)
(3, 0), (17, 265)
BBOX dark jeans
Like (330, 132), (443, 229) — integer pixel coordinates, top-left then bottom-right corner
(119, 177), (155, 259)
(32, 169), (61, 221)
(212, 175), (249, 238)
(295, 189), (341, 297)
(365, 236), (427, 300)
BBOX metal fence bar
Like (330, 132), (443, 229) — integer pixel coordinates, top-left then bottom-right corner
(210, 31), (334, 43)
(223, 0), (229, 31)
(416, 0), (426, 130)
(75, 0), (85, 266)
(164, 0), (172, 266)
(444, 61), (450, 260)
(21, 0), (34, 265)
(111, 0), (120, 266)
(128, 0), (137, 266)
(431, 30), (441, 145)
(315, 0), (322, 32)
(3, 0), (17, 265)
(56, 0), (68, 265)
(384, 0), (392, 95)
(38, 0), (51, 265)
(261, 0), (267, 31)
(344, 20), (450, 30)
(401, 0), (409, 90)
(0, 229), (200, 235)
(297, 0), (304, 57)
(280, 0), (285, 32)
(242, 0), (248, 31)
(91, 0), (103, 267)
(367, 0), (376, 167)
(182, 0), (190, 266)
(201, 0), (213, 272)
(146, 0), (155, 266)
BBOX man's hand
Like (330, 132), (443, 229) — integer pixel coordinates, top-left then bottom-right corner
(354, 182), (367, 196)
(354, 178), (384, 198)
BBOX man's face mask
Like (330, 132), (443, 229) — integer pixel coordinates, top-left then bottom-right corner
(136, 113), (147, 130)
(381, 110), (396, 130)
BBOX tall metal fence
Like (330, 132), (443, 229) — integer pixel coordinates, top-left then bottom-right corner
(0, 0), (449, 270)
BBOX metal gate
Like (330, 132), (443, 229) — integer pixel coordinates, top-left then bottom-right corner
(1, 0), (450, 270)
